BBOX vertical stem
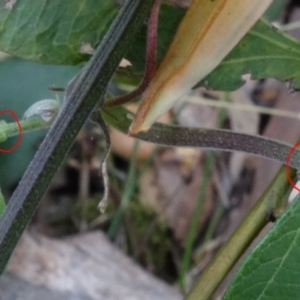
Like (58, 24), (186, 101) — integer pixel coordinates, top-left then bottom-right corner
(0, 190), (5, 218)
(108, 140), (139, 239)
(185, 166), (295, 300)
(179, 153), (215, 290)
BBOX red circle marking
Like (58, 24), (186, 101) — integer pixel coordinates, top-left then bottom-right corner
(0, 110), (22, 153)
(286, 142), (300, 193)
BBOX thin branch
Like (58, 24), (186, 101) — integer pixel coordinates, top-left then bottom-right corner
(183, 96), (300, 120)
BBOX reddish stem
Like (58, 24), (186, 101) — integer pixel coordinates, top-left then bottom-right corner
(104, 0), (162, 108)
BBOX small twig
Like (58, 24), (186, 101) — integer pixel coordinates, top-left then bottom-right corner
(183, 95), (300, 120)
(276, 20), (300, 31)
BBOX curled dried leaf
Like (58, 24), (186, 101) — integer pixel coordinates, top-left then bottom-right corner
(130, 0), (273, 135)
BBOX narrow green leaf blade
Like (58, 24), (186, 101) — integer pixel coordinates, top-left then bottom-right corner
(223, 196), (300, 300)
(101, 106), (300, 169)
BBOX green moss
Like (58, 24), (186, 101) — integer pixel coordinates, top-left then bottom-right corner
(75, 193), (116, 223)
(127, 199), (173, 280)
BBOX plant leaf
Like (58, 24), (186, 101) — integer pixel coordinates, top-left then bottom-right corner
(101, 106), (300, 169)
(200, 19), (300, 91)
(0, 1), (183, 66)
(2, 1), (300, 95)
(223, 195), (300, 300)
(0, 0), (118, 64)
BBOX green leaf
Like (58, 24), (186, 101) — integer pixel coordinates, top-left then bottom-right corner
(2, 2), (300, 92)
(223, 196), (300, 300)
(0, 1), (183, 67)
(200, 19), (300, 91)
(0, 0), (118, 64)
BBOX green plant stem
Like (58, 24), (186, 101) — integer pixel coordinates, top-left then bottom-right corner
(179, 153), (215, 291)
(204, 205), (224, 242)
(194, 204), (225, 263)
(185, 166), (295, 300)
(0, 190), (5, 218)
(108, 141), (139, 239)
(0, 118), (47, 142)
(0, 0), (156, 275)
